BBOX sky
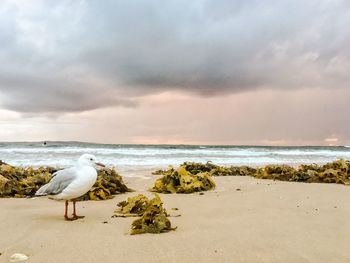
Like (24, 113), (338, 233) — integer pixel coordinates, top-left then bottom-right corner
(0, 0), (350, 146)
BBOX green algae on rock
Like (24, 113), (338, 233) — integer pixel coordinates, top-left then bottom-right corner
(151, 166), (216, 193)
(0, 164), (131, 199)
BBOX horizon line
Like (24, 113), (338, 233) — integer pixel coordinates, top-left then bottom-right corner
(0, 140), (347, 148)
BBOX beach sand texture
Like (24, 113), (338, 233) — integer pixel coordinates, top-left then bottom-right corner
(0, 176), (349, 263)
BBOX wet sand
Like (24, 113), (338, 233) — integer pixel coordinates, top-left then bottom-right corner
(0, 175), (350, 263)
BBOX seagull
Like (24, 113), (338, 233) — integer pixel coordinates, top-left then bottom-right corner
(35, 154), (105, 221)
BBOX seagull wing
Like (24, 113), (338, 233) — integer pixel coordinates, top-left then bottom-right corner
(35, 167), (78, 196)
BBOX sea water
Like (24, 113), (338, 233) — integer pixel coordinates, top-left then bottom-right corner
(1, 142), (350, 176)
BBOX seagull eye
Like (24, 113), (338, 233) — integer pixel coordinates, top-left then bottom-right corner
(90, 158), (93, 161)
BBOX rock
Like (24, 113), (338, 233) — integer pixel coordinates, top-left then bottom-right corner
(10, 253), (29, 262)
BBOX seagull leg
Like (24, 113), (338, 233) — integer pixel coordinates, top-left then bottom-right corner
(72, 201), (85, 219)
(64, 201), (77, 221)
(64, 200), (75, 221)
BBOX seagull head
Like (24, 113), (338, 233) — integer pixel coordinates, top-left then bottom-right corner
(78, 154), (105, 169)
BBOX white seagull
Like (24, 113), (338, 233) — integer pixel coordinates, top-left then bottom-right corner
(35, 154), (105, 221)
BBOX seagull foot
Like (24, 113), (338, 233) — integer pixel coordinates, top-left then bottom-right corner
(64, 216), (78, 221)
(72, 215), (85, 220)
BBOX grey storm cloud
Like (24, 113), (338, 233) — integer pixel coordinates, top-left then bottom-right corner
(0, 0), (350, 113)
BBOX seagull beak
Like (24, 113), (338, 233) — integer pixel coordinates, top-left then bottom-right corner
(95, 162), (105, 168)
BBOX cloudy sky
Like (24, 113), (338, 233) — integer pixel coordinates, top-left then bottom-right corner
(0, 0), (350, 145)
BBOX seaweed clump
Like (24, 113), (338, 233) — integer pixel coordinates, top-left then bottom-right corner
(254, 164), (296, 181)
(151, 166), (216, 193)
(0, 164), (55, 198)
(152, 159), (350, 186)
(294, 159), (350, 184)
(114, 194), (176, 235)
(0, 164), (131, 199)
(228, 166), (257, 176)
(154, 162), (254, 177)
(251, 160), (350, 185)
(113, 194), (150, 217)
(81, 168), (131, 201)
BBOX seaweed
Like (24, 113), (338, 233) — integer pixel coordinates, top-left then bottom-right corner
(151, 159), (350, 186)
(113, 194), (150, 217)
(252, 160), (350, 185)
(293, 159), (350, 184)
(114, 193), (176, 234)
(80, 168), (132, 201)
(154, 162), (253, 177)
(0, 164), (131, 199)
(130, 194), (175, 235)
(0, 165), (54, 198)
(254, 164), (296, 181)
(251, 160), (350, 184)
(181, 161), (219, 174)
(229, 166), (257, 176)
(151, 166), (216, 193)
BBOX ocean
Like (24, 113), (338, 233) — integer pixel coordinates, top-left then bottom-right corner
(1, 142), (350, 176)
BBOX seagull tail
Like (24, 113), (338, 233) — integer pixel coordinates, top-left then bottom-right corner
(35, 183), (50, 196)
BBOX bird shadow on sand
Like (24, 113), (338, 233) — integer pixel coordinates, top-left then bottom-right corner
(31, 214), (82, 222)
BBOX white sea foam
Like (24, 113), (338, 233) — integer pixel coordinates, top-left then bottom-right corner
(1, 142), (350, 177)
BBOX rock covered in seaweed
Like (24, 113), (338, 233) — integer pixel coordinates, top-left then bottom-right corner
(151, 166), (216, 193)
(0, 164), (131, 199)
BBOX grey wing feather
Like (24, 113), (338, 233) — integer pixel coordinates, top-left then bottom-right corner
(35, 167), (77, 196)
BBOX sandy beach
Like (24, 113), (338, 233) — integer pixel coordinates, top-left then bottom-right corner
(0, 174), (349, 263)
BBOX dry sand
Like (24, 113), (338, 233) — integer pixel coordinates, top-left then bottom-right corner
(0, 175), (350, 263)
